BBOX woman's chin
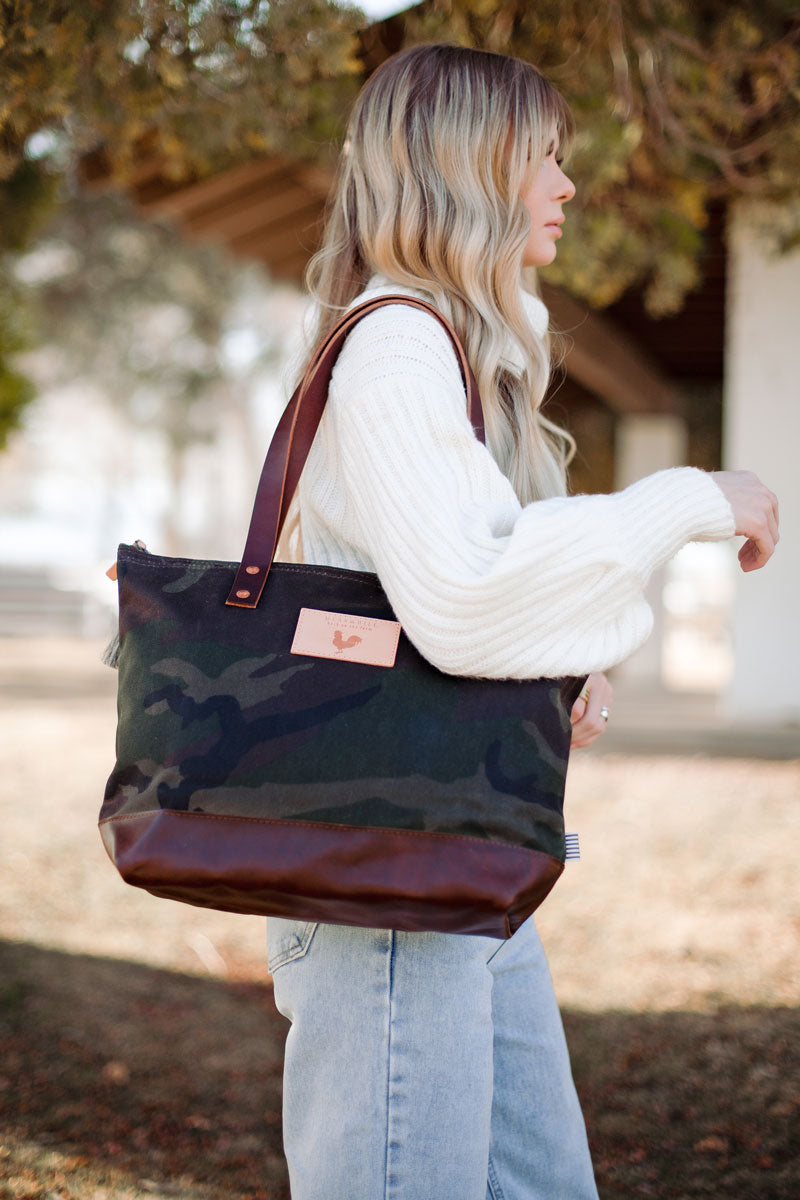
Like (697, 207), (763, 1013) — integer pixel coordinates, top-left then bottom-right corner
(522, 255), (557, 270)
(522, 241), (559, 270)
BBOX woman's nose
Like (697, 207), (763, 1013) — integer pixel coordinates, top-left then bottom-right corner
(558, 169), (576, 203)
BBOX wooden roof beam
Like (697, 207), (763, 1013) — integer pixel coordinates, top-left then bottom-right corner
(290, 162), (336, 195)
(227, 205), (325, 264)
(266, 248), (316, 281)
(180, 179), (321, 241)
(78, 146), (170, 191)
(541, 283), (682, 415)
(132, 156), (295, 218)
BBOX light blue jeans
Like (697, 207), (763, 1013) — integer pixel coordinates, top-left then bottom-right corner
(266, 915), (599, 1200)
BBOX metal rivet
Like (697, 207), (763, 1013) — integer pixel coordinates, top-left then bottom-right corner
(236, 589), (251, 599)
(245, 565), (260, 575)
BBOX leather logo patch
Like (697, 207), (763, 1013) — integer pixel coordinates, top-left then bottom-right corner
(290, 607), (401, 668)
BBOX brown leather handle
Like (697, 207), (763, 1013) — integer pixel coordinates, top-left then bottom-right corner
(226, 294), (484, 609)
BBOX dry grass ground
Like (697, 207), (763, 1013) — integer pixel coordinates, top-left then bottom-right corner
(1, 637), (798, 1200)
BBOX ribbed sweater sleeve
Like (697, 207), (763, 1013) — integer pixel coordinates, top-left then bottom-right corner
(316, 303), (736, 680)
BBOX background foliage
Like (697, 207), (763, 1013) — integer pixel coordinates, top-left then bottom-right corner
(1, 0), (798, 445)
(404, 0), (800, 312)
(0, 0), (362, 447)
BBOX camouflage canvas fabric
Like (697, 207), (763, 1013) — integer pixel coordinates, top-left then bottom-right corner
(101, 542), (587, 930)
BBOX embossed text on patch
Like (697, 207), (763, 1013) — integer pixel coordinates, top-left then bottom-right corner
(290, 607), (401, 668)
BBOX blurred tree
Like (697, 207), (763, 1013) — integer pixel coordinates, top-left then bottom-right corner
(0, 0), (362, 186)
(0, 0), (363, 447)
(1, 0), (798, 446)
(12, 185), (282, 552)
(404, 0), (800, 314)
(0, 159), (61, 446)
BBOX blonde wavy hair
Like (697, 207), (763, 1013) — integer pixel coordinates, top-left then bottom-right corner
(280, 42), (576, 559)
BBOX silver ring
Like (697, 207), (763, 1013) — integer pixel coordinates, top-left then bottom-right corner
(599, 706), (610, 721)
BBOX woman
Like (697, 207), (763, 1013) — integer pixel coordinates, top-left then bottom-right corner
(269, 43), (779, 1200)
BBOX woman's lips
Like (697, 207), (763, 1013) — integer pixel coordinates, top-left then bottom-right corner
(545, 223), (563, 236)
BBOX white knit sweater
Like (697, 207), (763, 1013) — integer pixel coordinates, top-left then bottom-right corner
(290, 273), (736, 680)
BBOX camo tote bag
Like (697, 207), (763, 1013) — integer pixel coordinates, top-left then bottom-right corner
(100, 295), (587, 938)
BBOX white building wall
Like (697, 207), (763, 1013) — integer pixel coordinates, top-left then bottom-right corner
(723, 198), (800, 723)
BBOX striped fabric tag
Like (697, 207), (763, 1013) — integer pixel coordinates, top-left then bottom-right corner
(565, 833), (581, 862)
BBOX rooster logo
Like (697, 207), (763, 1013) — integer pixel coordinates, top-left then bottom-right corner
(332, 629), (363, 654)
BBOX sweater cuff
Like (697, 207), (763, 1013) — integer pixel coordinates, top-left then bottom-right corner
(615, 466), (736, 583)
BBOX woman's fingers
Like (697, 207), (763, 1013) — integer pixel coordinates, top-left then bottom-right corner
(570, 672), (613, 748)
(710, 470), (780, 573)
(739, 533), (775, 572)
(738, 493), (780, 571)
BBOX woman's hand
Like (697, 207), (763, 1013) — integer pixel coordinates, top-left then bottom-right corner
(710, 470), (779, 572)
(569, 672), (612, 748)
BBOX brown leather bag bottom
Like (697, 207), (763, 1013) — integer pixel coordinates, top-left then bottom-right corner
(100, 808), (564, 937)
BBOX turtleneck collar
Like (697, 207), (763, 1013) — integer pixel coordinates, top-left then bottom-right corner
(358, 272), (549, 375)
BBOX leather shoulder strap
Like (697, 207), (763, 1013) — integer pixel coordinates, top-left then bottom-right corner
(226, 294), (484, 609)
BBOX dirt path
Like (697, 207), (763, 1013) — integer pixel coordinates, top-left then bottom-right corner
(1, 637), (798, 1198)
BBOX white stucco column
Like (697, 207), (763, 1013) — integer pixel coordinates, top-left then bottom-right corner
(722, 199), (800, 723)
(613, 413), (689, 685)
